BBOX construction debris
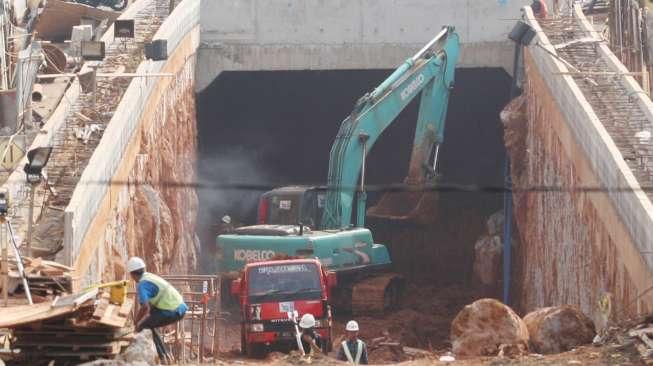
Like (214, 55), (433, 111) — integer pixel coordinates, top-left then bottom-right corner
(523, 306), (596, 354)
(34, 0), (120, 42)
(366, 333), (433, 363)
(115, 329), (157, 365)
(450, 298), (529, 357)
(1, 291), (133, 364)
(1, 256), (72, 301)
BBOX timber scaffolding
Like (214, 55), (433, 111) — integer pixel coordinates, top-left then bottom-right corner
(537, 16), (653, 201)
(29, 0), (175, 255)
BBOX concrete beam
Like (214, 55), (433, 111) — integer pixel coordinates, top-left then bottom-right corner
(195, 0), (551, 91)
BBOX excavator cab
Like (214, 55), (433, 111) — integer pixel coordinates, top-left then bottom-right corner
(257, 186), (326, 229)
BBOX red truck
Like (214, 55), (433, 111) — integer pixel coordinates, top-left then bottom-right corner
(230, 258), (337, 357)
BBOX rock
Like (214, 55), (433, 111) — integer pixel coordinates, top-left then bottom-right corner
(78, 360), (125, 366)
(117, 329), (157, 365)
(498, 343), (527, 358)
(450, 298), (529, 356)
(472, 235), (502, 287)
(500, 94), (528, 174)
(486, 210), (504, 236)
(523, 306), (596, 354)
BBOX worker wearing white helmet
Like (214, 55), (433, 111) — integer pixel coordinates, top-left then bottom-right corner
(337, 320), (368, 364)
(126, 257), (187, 363)
(298, 313), (324, 354)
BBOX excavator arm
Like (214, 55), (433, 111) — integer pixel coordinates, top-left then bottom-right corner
(321, 27), (460, 230)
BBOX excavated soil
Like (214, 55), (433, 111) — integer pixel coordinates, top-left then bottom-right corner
(218, 283), (476, 364)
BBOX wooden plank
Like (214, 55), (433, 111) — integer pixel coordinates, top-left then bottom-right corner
(14, 327), (129, 338)
(92, 297), (109, 320)
(0, 301), (78, 328)
(15, 340), (121, 349)
(40, 269), (65, 277)
(52, 288), (97, 308)
(90, 298), (132, 328)
(95, 305), (125, 328)
(118, 298), (133, 317)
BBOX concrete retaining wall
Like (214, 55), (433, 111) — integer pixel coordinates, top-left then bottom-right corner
(0, 0), (152, 255)
(511, 7), (653, 322)
(64, 0), (201, 285)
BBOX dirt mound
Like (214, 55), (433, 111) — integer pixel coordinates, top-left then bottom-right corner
(450, 298), (529, 356)
(523, 306), (596, 354)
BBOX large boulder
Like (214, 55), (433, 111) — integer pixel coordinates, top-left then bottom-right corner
(450, 298), (529, 356)
(523, 306), (596, 354)
(117, 329), (157, 365)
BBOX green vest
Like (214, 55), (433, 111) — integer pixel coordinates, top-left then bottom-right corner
(141, 272), (184, 311)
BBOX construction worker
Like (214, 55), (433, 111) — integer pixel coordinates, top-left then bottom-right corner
(219, 214), (234, 234)
(127, 257), (187, 363)
(299, 313), (323, 355)
(337, 320), (368, 365)
(531, 0), (548, 18)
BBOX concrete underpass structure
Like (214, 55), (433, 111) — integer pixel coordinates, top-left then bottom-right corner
(196, 0), (546, 91)
(4, 0), (653, 329)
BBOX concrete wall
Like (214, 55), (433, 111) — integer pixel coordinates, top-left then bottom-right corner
(510, 7), (653, 324)
(64, 0), (201, 285)
(196, 0), (549, 91)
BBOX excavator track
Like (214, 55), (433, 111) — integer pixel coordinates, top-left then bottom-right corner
(351, 273), (405, 315)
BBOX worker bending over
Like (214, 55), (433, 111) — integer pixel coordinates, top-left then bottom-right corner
(127, 257), (187, 362)
(299, 313), (324, 354)
(337, 320), (368, 365)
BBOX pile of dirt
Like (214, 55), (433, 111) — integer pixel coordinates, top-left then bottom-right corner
(332, 284), (475, 363)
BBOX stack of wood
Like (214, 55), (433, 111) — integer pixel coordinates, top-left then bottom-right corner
(3, 257), (73, 301)
(0, 290), (134, 364)
(629, 324), (653, 365)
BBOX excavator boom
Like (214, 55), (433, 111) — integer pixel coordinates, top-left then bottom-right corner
(321, 27), (460, 229)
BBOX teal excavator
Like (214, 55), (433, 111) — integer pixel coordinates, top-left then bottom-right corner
(216, 27), (460, 313)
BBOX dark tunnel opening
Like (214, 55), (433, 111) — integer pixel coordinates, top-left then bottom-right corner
(196, 68), (512, 285)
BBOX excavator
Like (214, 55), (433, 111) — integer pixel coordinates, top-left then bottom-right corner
(216, 26), (460, 314)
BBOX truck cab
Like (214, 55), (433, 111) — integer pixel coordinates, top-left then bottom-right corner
(231, 258), (337, 356)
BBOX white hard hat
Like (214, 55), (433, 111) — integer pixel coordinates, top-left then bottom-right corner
(346, 320), (359, 332)
(222, 215), (231, 224)
(126, 257), (146, 273)
(299, 313), (316, 329)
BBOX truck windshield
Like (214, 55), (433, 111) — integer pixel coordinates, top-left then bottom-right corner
(247, 263), (322, 302)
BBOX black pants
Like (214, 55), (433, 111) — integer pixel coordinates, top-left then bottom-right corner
(137, 307), (185, 360)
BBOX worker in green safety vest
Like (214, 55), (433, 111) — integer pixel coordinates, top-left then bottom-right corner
(336, 320), (368, 365)
(127, 257), (187, 363)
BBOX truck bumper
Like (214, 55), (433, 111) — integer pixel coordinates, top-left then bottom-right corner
(246, 328), (330, 346)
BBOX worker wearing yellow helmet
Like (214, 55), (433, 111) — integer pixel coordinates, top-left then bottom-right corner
(127, 257), (187, 362)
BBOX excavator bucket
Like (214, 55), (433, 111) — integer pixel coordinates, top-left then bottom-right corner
(367, 185), (439, 225)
